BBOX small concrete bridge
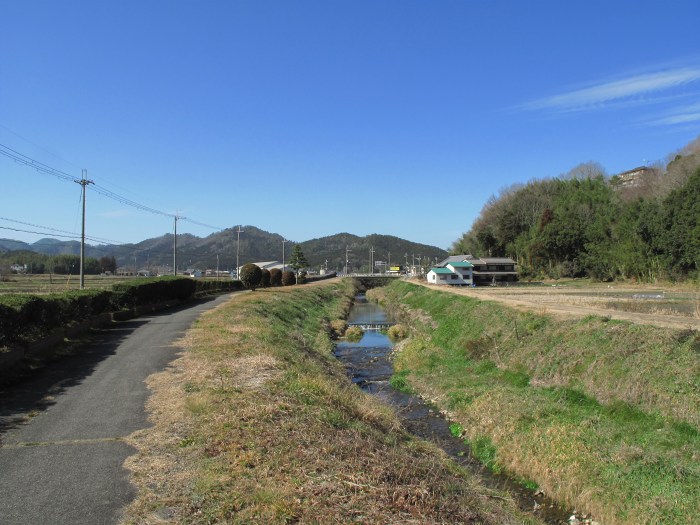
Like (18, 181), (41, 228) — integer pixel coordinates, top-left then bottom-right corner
(342, 274), (402, 288)
(347, 321), (395, 331)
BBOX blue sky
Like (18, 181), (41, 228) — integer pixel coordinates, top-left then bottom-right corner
(2, 1), (699, 251)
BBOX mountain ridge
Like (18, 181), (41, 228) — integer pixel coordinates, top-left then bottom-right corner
(0, 227), (448, 273)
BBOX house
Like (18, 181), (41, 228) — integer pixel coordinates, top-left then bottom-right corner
(427, 260), (473, 286)
(446, 261), (473, 283)
(427, 267), (456, 285)
(613, 166), (654, 188)
(435, 254), (517, 285)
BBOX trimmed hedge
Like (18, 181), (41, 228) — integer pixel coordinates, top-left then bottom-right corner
(0, 277), (241, 348)
(111, 276), (196, 309)
(0, 289), (113, 348)
(195, 279), (244, 295)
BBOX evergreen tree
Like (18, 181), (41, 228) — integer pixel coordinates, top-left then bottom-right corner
(288, 245), (308, 284)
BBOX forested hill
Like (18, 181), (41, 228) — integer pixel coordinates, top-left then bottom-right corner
(300, 233), (447, 273)
(452, 139), (700, 281)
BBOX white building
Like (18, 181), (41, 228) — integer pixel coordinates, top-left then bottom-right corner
(427, 260), (473, 285)
(236, 261), (290, 277)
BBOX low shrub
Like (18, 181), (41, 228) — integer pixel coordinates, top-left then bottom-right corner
(329, 319), (347, 338)
(260, 268), (271, 288)
(269, 268), (282, 286)
(344, 326), (364, 342)
(387, 323), (408, 340)
(282, 270), (296, 286)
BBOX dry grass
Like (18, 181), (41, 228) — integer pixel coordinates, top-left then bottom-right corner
(121, 280), (541, 525)
(379, 281), (700, 525)
(416, 281), (700, 330)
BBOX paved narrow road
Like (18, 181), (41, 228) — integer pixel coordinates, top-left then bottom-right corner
(0, 293), (237, 525)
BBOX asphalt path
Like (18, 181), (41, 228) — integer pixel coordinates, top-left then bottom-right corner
(0, 292), (238, 525)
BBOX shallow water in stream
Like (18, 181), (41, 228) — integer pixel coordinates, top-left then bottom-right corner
(334, 295), (574, 525)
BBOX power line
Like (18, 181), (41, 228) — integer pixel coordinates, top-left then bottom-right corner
(0, 142), (223, 229)
(0, 225), (81, 240)
(183, 217), (222, 230)
(91, 183), (174, 218)
(0, 143), (78, 183)
(0, 217), (126, 245)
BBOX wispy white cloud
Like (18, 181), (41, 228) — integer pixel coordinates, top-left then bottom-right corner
(520, 66), (700, 113)
(645, 102), (700, 126)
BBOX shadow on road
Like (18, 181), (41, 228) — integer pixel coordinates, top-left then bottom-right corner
(0, 295), (223, 440)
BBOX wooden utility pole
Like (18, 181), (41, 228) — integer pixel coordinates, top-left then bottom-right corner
(173, 213), (184, 275)
(236, 225), (244, 278)
(76, 169), (93, 290)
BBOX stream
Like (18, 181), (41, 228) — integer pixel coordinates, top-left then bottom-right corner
(334, 294), (574, 525)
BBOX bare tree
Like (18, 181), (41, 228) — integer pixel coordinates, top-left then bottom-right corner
(560, 161), (607, 180)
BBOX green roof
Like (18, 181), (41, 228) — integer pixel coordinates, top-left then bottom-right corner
(448, 261), (473, 268)
(430, 267), (454, 274)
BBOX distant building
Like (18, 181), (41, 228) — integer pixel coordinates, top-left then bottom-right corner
(237, 261), (290, 277)
(613, 166), (654, 188)
(433, 255), (517, 285)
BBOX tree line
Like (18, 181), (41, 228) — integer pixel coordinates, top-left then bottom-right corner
(0, 252), (118, 276)
(452, 139), (700, 282)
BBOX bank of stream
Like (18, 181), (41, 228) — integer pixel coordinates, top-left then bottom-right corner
(334, 294), (575, 525)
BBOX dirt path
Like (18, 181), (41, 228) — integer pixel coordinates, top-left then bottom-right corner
(413, 281), (700, 331)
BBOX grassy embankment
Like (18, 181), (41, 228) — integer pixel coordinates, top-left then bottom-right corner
(368, 280), (700, 525)
(122, 279), (541, 525)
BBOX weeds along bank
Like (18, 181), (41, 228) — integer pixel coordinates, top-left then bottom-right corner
(367, 281), (700, 525)
(122, 279), (542, 525)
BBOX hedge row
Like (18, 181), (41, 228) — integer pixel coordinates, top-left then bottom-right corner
(194, 279), (244, 295)
(0, 277), (242, 348)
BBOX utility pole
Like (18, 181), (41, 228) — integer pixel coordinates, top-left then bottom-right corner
(345, 246), (352, 275)
(370, 247), (375, 275)
(388, 252), (391, 273)
(236, 225), (244, 279)
(216, 254), (220, 281)
(173, 213), (184, 276)
(282, 238), (288, 271)
(75, 169), (94, 290)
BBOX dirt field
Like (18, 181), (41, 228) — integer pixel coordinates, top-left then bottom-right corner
(414, 280), (700, 330)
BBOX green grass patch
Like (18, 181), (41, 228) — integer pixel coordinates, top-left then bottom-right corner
(469, 436), (501, 473)
(389, 370), (413, 393)
(373, 280), (700, 525)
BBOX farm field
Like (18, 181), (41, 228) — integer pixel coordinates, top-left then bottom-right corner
(0, 274), (226, 295)
(416, 279), (700, 330)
